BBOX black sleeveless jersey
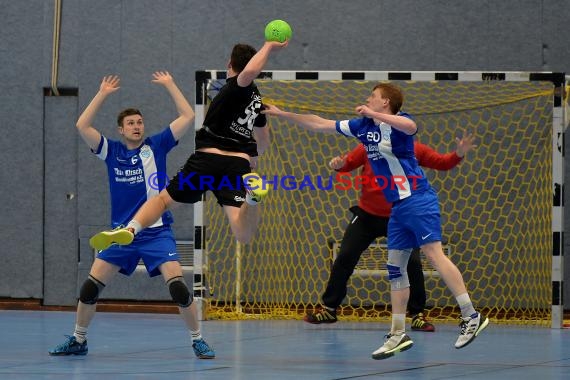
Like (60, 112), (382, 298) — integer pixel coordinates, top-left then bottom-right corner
(195, 76), (267, 156)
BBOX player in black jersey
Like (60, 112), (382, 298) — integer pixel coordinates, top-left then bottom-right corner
(90, 40), (288, 252)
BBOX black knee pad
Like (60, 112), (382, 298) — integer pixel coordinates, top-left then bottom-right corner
(167, 277), (192, 307)
(79, 276), (105, 305)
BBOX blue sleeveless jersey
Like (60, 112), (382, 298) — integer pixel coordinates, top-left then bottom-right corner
(93, 126), (177, 228)
(335, 112), (431, 203)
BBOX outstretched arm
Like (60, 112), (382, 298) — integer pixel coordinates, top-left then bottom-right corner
(416, 131), (477, 170)
(152, 71), (194, 141)
(355, 105), (417, 135)
(237, 40), (288, 87)
(76, 75), (120, 151)
(415, 143), (462, 170)
(262, 104), (337, 134)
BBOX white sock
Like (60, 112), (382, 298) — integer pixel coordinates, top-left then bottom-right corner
(391, 314), (406, 335)
(190, 329), (202, 341)
(126, 220), (142, 235)
(456, 293), (477, 318)
(73, 325), (88, 343)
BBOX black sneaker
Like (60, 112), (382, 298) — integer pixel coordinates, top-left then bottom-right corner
(304, 308), (337, 324)
(411, 312), (435, 332)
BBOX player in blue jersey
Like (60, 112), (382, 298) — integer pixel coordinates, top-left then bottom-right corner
(88, 41), (288, 251)
(49, 72), (215, 359)
(262, 82), (488, 360)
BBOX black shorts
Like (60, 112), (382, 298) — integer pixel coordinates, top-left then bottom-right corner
(166, 151), (251, 207)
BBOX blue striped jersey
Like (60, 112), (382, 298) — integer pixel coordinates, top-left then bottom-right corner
(93, 126), (177, 228)
(336, 112), (431, 202)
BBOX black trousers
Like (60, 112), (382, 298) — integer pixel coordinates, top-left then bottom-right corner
(322, 206), (426, 315)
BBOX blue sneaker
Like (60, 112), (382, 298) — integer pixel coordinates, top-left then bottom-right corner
(49, 335), (88, 356)
(192, 338), (215, 359)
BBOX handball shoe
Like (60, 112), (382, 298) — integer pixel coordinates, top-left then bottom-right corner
(304, 308), (337, 324)
(411, 313), (435, 332)
(455, 312), (489, 349)
(192, 338), (216, 359)
(48, 335), (88, 356)
(242, 173), (269, 203)
(371, 333), (413, 360)
(89, 226), (134, 251)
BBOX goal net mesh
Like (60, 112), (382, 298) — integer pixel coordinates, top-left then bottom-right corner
(200, 78), (554, 326)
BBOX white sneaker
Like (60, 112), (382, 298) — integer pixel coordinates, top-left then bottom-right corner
(455, 312), (489, 349)
(371, 333), (413, 360)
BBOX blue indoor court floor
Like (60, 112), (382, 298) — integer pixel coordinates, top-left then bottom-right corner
(0, 310), (569, 379)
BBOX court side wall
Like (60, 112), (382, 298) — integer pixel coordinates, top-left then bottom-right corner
(0, 0), (569, 306)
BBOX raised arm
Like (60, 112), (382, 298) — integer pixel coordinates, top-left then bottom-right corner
(76, 75), (120, 150)
(415, 143), (462, 171)
(416, 131), (477, 170)
(237, 40), (288, 87)
(151, 71), (194, 141)
(262, 104), (337, 134)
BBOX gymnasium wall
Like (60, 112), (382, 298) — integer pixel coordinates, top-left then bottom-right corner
(0, 0), (569, 307)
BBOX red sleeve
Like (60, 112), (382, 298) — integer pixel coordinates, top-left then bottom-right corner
(337, 144), (367, 172)
(415, 142), (463, 171)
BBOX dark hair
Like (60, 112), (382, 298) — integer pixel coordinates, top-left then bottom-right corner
(117, 108), (142, 127)
(230, 44), (257, 73)
(373, 83), (404, 114)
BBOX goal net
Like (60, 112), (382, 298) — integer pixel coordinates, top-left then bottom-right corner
(193, 71), (565, 327)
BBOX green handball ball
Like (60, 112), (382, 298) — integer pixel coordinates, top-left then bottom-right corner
(264, 20), (292, 43)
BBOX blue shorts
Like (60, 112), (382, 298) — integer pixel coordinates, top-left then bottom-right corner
(97, 225), (178, 277)
(387, 188), (442, 250)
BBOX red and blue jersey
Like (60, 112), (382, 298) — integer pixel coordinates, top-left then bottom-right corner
(337, 142), (463, 217)
(336, 112), (431, 203)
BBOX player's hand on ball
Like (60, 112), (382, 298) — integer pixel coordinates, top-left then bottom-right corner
(265, 40), (289, 50)
(264, 20), (292, 43)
